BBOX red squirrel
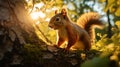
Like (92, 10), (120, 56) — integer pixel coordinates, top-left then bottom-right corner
(48, 9), (103, 51)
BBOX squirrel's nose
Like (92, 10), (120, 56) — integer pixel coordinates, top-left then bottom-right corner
(48, 24), (53, 28)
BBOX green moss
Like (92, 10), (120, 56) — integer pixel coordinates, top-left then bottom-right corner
(21, 44), (44, 64)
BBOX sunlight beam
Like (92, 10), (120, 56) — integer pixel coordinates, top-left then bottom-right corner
(30, 11), (46, 20)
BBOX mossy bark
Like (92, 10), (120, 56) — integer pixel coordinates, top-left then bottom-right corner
(0, 0), (46, 66)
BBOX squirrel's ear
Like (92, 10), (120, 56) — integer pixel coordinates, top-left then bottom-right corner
(61, 8), (67, 15)
(55, 10), (58, 14)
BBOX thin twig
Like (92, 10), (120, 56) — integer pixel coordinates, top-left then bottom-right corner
(29, 0), (35, 14)
(35, 24), (53, 44)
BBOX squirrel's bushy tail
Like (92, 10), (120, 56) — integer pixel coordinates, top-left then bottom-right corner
(77, 12), (104, 43)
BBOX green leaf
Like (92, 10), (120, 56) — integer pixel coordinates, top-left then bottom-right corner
(81, 57), (110, 67)
(104, 0), (115, 12)
(115, 8), (120, 16)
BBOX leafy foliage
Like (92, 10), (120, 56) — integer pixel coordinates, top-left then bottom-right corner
(88, 21), (120, 67)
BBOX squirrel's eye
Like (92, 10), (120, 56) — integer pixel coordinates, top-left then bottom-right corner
(55, 17), (60, 21)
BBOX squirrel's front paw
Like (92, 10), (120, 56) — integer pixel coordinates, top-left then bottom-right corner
(58, 48), (70, 54)
(53, 45), (60, 48)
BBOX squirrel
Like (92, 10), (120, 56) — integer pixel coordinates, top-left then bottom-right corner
(48, 9), (103, 51)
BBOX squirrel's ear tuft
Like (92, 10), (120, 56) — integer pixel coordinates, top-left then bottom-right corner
(61, 8), (67, 15)
(55, 10), (58, 14)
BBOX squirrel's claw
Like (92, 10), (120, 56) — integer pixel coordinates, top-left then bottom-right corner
(58, 48), (70, 54)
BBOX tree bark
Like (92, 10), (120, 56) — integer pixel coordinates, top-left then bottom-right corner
(0, 0), (46, 66)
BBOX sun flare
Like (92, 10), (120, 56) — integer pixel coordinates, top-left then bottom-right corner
(30, 12), (39, 20)
(30, 11), (46, 20)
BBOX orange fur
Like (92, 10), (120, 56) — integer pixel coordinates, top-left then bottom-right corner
(49, 9), (103, 50)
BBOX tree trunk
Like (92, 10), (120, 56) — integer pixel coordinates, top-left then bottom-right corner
(0, 0), (46, 66)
